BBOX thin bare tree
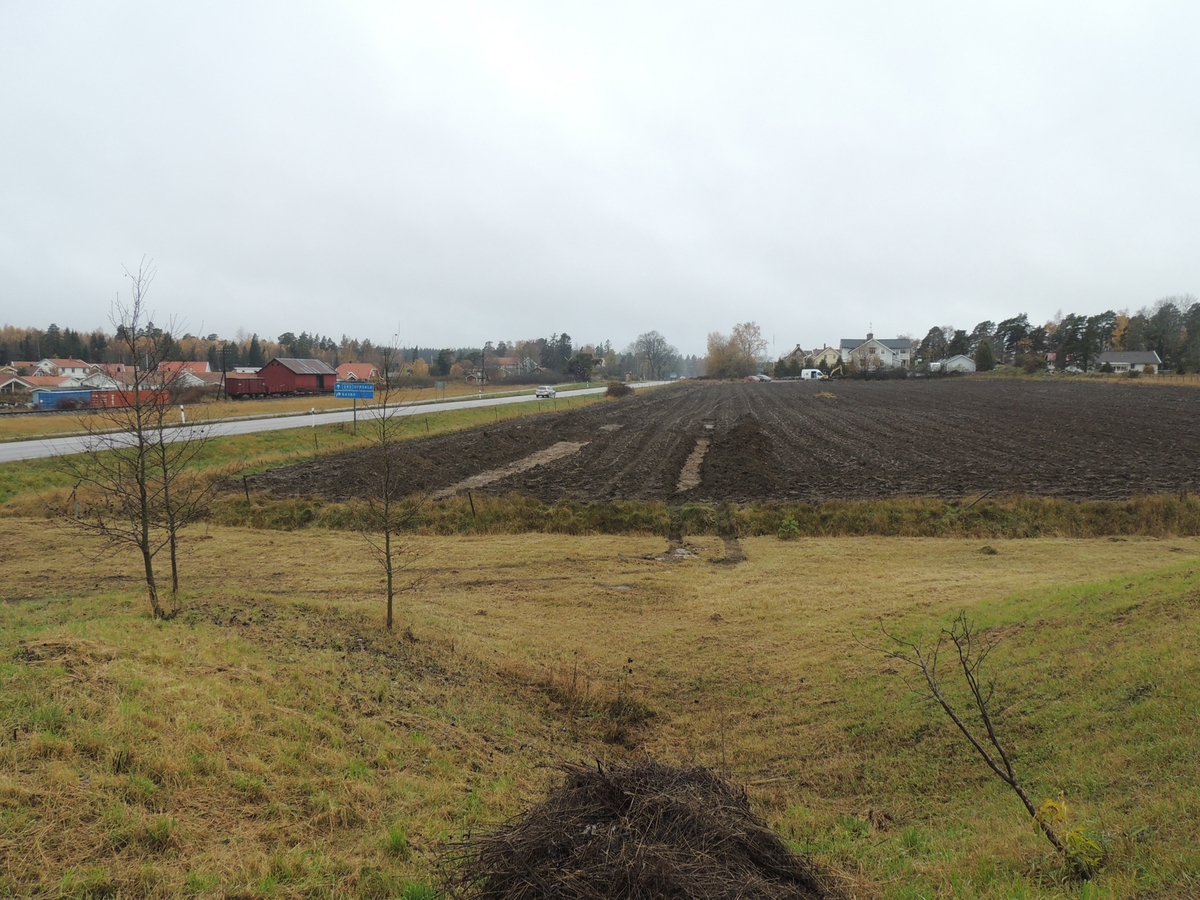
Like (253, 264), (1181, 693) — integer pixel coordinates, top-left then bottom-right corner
(60, 259), (226, 618)
(355, 346), (426, 629)
(862, 613), (1092, 877)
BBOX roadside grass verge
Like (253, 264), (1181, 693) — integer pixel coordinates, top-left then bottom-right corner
(205, 493), (1200, 539)
(2, 521), (1198, 897)
(0, 394), (607, 513)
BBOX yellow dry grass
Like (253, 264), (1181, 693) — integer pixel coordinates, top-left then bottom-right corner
(2, 521), (1199, 898)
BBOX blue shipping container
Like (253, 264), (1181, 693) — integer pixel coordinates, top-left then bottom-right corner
(32, 389), (93, 409)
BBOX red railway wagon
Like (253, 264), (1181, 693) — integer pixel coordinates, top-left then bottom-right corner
(225, 376), (270, 398)
(227, 358), (338, 398)
(91, 388), (171, 407)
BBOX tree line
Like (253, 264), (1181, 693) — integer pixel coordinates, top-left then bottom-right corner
(755, 295), (1200, 378)
(911, 296), (1200, 373)
(3, 321), (700, 382)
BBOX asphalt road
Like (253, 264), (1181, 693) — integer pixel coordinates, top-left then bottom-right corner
(0, 384), (666, 464)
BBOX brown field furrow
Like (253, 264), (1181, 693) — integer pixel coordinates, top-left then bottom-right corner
(247, 380), (1200, 503)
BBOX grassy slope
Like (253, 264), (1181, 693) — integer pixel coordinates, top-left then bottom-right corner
(2, 522), (1198, 898)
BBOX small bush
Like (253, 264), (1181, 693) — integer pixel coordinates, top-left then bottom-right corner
(606, 381), (632, 397)
(778, 515), (800, 540)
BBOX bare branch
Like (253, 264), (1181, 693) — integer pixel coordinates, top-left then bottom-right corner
(863, 614), (1075, 866)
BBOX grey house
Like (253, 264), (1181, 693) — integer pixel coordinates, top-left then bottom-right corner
(1096, 351), (1162, 373)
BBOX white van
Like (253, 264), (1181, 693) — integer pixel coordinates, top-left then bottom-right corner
(800, 369), (825, 380)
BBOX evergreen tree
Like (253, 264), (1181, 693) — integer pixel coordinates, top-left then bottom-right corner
(975, 339), (996, 372)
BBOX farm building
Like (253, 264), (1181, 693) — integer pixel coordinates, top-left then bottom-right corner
(942, 354), (976, 373)
(1096, 351), (1161, 373)
(258, 358), (338, 393)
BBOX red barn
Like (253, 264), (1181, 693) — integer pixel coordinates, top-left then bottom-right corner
(258, 358), (338, 394)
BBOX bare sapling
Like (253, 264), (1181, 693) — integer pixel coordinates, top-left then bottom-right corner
(147, 401), (229, 604)
(864, 612), (1093, 878)
(59, 258), (227, 618)
(355, 346), (426, 630)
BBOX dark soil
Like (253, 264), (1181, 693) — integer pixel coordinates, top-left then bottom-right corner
(245, 380), (1200, 503)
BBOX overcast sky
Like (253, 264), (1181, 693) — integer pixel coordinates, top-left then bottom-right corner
(2, 2), (1197, 356)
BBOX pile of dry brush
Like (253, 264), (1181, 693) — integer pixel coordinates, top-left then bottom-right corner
(445, 759), (838, 900)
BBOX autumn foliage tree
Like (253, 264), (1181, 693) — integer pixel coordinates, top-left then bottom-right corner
(705, 322), (765, 378)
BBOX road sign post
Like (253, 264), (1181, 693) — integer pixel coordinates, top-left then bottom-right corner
(334, 381), (376, 435)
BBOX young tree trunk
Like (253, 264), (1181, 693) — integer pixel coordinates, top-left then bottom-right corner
(137, 422), (162, 618)
(385, 526), (394, 630)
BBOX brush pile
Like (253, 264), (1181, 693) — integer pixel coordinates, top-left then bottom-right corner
(446, 759), (837, 900)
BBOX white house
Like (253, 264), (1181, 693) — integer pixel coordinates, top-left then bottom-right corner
(840, 335), (913, 370)
(1096, 351), (1161, 373)
(942, 354), (976, 373)
(31, 358), (92, 377)
(80, 370), (123, 389)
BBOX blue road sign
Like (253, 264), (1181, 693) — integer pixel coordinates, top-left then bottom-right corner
(334, 381), (375, 399)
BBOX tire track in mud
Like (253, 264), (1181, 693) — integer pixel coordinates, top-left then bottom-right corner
(502, 387), (723, 501)
(431, 441), (589, 499)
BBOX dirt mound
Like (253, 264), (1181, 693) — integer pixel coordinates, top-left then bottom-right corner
(446, 759), (837, 900)
(693, 414), (778, 501)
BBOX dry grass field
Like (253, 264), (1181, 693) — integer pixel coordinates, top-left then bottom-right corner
(2, 520), (1199, 898)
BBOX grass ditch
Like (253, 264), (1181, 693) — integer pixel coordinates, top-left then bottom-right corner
(2, 522), (1198, 897)
(203, 492), (1200, 539)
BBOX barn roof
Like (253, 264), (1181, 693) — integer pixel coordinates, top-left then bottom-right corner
(267, 357), (338, 376)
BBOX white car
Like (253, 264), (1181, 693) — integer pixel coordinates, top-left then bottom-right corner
(535, 386), (556, 399)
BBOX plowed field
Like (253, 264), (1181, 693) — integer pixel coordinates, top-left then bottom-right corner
(248, 380), (1200, 503)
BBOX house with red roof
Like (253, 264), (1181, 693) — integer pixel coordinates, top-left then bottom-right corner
(31, 358), (92, 377)
(336, 362), (379, 382)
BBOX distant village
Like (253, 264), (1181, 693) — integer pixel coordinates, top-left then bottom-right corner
(2, 295), (1197, 408)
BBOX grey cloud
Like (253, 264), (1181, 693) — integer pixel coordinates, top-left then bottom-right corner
(2, 1), (1197, 354)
